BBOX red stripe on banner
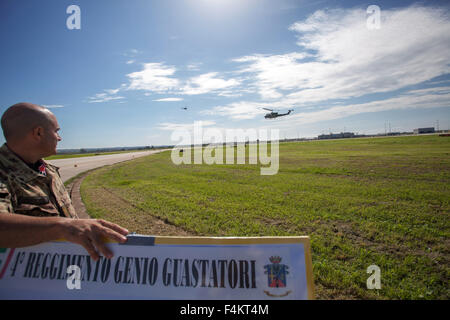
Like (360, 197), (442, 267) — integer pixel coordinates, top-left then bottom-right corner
(0, 248), (15, 279)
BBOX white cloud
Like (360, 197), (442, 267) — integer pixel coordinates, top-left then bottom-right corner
(104, 4), (450, 123)
(105, 88), (120, 95)
(405, 86), (450, 96)
(42, 104), (64, 109)
(232, 6), (450, 105)
(181, 72), (240, 95)
(202, 5), (450, 122)
(88, 89), (125, 103)
(202, 101), (269, 120)
(88, 95), (125, 103)
(153, 97), (184, 102)
(186, 62), (202, 71)
(126, 60), (135, 65)
(126, 62), (180, 93)
(232, 53), (311, 100)
(123, 49), (142, 57)
(126, 63), (241, 97)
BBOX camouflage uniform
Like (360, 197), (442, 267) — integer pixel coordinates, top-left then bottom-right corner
(0, 144), (78, 218)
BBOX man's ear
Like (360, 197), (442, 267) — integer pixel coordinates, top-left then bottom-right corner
(32, 126), (44, 140)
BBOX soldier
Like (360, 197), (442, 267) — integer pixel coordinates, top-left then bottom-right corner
(0, 102), (129, 261)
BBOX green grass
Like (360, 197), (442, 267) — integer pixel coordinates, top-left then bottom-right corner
(81, 135), (450, 299)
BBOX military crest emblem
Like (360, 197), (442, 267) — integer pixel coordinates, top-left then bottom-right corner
(263, 256), (291, 297)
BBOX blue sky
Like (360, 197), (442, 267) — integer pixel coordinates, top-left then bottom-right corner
(0, 0), (449, 148)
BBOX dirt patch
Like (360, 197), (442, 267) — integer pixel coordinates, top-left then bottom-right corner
(67, 170), (194, 236)
(67, 173), (91, 219)
(84, 185), (194, 237)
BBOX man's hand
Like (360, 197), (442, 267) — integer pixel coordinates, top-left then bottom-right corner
(59, 218), (129, 261)
(0, 214), (129, 261)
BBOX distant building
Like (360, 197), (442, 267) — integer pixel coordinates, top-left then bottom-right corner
(318, 132), (355, 140)
(414, 127), (435, 134)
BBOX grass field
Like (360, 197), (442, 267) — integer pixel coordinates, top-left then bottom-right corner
(80, 135), (449, 299)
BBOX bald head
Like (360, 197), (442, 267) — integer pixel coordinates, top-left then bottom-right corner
(1, 102), (54, 142)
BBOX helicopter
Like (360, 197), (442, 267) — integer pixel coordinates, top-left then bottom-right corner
(181, 106), (188, 110)
(262, 108), (293, 119)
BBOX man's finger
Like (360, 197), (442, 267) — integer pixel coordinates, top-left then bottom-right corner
(80, 239), (100, 261)
(97, 219), (129, 236)
(98, 225), (127, 243)
(90, 234), (113, 259)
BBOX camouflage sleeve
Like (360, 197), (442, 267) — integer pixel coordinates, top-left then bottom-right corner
(0, 180), (13, 213)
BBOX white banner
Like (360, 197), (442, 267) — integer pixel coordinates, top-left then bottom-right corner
(0, 236), (314, 300)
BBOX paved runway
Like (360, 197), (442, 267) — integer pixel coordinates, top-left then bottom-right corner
(47, 149), (169, 182)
